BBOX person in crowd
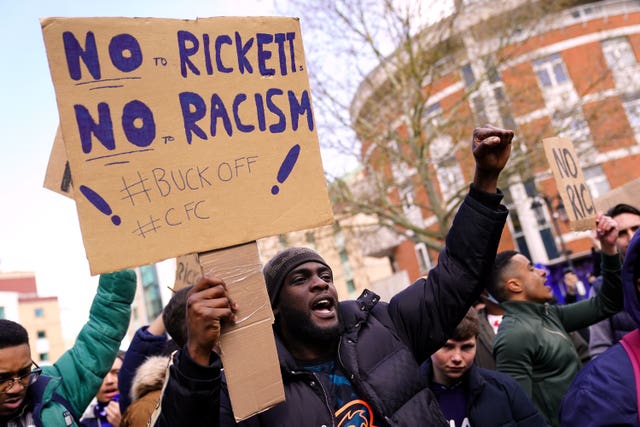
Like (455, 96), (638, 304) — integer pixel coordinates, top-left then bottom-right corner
(150, 124), (513, 426)
(119, 286), (191, 427)
(562, 268), (586, 303)
(80, 351), (126, 427)
(560, 268), (591, 348)
(0, 271), (135, 426)
(488, 213), (622, 427)
(474, 290), (503, 370)
(118, 285), (191, 416)
(560, 230), (640, 426)
(474, 288), (590, 368)
(588, 203), (640, 357)
(423, 307), (546, 426)
(121, 353), (173, 427)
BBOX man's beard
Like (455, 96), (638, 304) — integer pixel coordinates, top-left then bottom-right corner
(277, 304), (341, 345)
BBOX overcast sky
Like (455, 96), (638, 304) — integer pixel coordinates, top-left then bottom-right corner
(0, 0), (285, 342)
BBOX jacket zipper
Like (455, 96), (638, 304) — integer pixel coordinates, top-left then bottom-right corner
(312, 371), (336, 427)
(337, 336), (393, 426)
(289, 369), (335, 427)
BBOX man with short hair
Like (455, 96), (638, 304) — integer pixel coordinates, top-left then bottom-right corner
(489, 214), (622, 427)
(424, 308), (545, 427)
(588, 202), (640, 357)
(606, 203), (640, 259)
(0, 271), (135, 426)
(152, 125), (514, 426)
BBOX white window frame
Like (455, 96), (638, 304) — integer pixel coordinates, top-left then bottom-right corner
(533, 53), (570, 89)
(415, 242), (432, 275)
(430, 135), (465, 201)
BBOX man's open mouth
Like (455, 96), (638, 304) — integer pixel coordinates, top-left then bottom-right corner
(311, 296), (336, 318)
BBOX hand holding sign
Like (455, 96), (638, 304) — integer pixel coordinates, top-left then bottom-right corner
(186, 276), (238, 366)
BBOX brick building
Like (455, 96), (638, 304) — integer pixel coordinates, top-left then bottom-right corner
(349, 0), (640, 296)
(0, 272), (65, 364)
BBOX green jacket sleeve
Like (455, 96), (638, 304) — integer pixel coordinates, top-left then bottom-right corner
(557, 253), (622, 332)
(41, 270), (136, 418)
(494, 320), (537, 398)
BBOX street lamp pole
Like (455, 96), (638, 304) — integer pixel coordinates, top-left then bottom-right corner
(531, 194), (573, 269)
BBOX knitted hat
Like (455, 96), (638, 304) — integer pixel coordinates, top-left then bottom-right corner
(263, 247), (330, 307)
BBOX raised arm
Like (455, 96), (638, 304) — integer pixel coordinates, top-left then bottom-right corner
(42, 270), (136, 419)
(388, 125), (511, 360)
(558, 213), (623, 331)
(472, 124), (513, 193)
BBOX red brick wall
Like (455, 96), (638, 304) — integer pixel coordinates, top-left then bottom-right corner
(563, 42), (614, 96)
(584, 96), (635, 150)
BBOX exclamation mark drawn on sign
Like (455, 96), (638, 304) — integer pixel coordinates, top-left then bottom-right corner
(271, 144), (301, 195)
(79, 185), (122, 226)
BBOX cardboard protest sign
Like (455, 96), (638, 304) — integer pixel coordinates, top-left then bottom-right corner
(542, 137), (596, 230)
(173, 253), (202, 290)
(197, 242), (283, 421)
(41, 17), (333, 274)
(43, 126), (74, 198)
(595, 177), (640, 213)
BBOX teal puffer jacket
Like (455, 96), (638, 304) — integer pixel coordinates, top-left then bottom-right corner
(24, 270), (136, 427)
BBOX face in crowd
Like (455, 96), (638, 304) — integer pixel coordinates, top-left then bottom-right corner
(508, 254), (553, 303)
(613, 212), (640, 259)
(0, 343), (40, 418)
(275, 261), (341, 346)
(431, 337), (477, 387)
(96, 357), (122, 403)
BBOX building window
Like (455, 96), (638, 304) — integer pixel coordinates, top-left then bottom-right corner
(461, 63), (475, 87)
(422, 102), (443, 134)
(398, 185), (424, 228)
(34, 308), (44, 318)
(552, 111), (592, 149)
(485, 56), (501, 84)
(583, 165), (610, 199)
(602, 37), (637, 68)
(415, 243), (432, 275)
(533, 53), (569, 88)
(494, 86), (517, 130)
(602, 37), (640, 93)
(623, 96), (640, 139)
(507, 210), (532, 261)
(430, 135), (465, 201)
(389, 140), (414, 183)
(400, 186), (414, 211)
(463, 55), (507, 127)
(37, 330), (46, 339)
(471, 96), (488, 125)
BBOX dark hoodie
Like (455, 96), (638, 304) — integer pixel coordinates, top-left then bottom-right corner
(560, 231), (640, 426)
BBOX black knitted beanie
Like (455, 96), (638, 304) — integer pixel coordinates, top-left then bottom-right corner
(263, 247), (330, 307)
